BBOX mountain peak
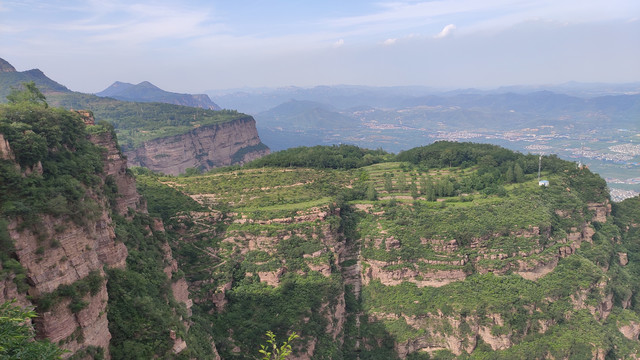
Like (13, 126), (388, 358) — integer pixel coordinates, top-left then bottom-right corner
(0, 58), (17, 72)
(96, 80), (221, 110)
(136, 81), (161, 90)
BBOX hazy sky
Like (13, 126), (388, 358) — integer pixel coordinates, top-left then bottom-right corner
(1, 0), (639, 93)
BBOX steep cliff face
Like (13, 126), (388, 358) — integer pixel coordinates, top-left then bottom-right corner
(90, 131), (145, 215)
(1, 109), (196, 358)
(126, 116), (269, 175)
(171, 206), (346, 359)
(0, 132), (132, 357)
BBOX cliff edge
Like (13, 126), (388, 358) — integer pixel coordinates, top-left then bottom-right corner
(126, 116), (270, 175)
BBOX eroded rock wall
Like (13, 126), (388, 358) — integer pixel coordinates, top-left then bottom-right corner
(126, 117), (269, 175)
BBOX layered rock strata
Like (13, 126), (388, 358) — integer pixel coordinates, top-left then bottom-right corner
(126, 117), (270, 175)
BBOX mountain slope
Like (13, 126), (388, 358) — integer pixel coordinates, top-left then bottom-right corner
(97, 80), (221, 110)
(134, 142), (640, 359)
(0, 58), (70, 100)
(0, 58), (268, 175)
(0, 97), (204, 358)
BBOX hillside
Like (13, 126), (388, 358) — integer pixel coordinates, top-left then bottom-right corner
(0, 89), (204, 358)
(133, 142), (640, 359)
(3, 87), (640, 358)
(97, 81), (221, 110)
(0, 58), (269, 174)
(0, 58), (70, 100)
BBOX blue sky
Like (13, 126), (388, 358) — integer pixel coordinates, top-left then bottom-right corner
(1, 0), (639, 93)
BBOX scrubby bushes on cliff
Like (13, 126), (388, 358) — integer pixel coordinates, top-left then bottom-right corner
(0, 84), (105, 228)
(35, 270), (103, 314)
(107, 213), (188, 359)
(211, 273), (343, 359)
(0, 300), (66, 359)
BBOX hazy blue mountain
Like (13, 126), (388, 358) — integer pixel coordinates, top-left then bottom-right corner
(255, 99), (355, 129)
(0, 57), (71, 100)
(97, 80), (221, 110)
(209, 85), (438, 114)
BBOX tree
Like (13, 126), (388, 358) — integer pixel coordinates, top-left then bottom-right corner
(419, 176), (428, 195)
(366, 183), (378, 201)
(0, 300), (66, 359)
(383, 173), (393, 193)
(6, 81), (48, 107)
(514, 163), (524, 183)
(259, 331), (299, 360)
(410, 181), (419, 199)
(505, 166), (515, 184)
(397, 172), (407, 192)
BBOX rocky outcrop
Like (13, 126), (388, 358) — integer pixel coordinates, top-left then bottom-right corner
(0, 133), (15, 161)
(619, 321), (640, 340)
(9, 206), (122, 357)
(126, 117), (270, 175)
(90, 131), (145, 215)
(35, 285), (111, 354)
(588, 201), (611, 223)
(362, 259), (467, 288)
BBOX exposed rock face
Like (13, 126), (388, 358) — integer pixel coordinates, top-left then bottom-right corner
(35, 285), (111, 353)
(126, 117), (270, 175)
(619, 321), (640, 340)
(588, 201), (611, 223)
(362, 259), (467, 288)
(9, 204), (123, 357)
(619, 252), (629, 266)
(1, 126), (155, 358)
(90, 131), (145, 215)
(0, 133), (15, 161)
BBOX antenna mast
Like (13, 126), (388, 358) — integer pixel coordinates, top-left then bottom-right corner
(538, 154), (542, 181)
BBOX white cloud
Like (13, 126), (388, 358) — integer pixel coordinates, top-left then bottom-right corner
(434, 24), (456, 38)
(333, 39), (345, 47)
(383, 38), (397, 45)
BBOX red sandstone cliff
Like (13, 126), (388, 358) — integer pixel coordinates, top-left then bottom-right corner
(126, 116), (270, 175)
(0, 127), (195, 358)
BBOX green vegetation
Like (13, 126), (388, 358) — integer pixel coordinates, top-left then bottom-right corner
(132, 141), (638, 359)
(0, 300), (66, 359)
(245, 144), (391, 169)
(259, 331), (299, 360)
(132, 167), (206, 220)
(35, 270), (103, 313)
(48, 92), (248, 150)
(106, 213), (189, 359)
(0, 85), (106, 230)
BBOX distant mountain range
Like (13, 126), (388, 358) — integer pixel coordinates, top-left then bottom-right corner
(0, 58), (70, 99)
(239, 86), (640, 151)
(97, 81), (220, 110)
(208, 83), (640, 115)
(0, 57), (267, 174)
